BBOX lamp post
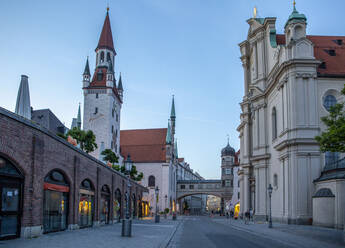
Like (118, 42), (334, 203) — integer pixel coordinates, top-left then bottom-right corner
(122, 154), (133, 237)
(268, 184), (273, 228)
(155, 186), (160, 223)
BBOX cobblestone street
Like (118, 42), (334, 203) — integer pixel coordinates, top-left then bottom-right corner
(1, 218), (179, 248)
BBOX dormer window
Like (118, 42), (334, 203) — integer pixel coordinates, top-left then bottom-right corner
(319, 62), (326, 69)
(324, 49), (336, 56)
(97, 71), (103, 81)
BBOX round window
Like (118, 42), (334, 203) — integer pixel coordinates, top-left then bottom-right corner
(323, 95), (337, 111)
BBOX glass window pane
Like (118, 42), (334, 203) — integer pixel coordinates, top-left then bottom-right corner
(1, 216), (17, 237)
(2, 187), (19, 211)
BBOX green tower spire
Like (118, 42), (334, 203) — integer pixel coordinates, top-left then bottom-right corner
(170, 95), (176, 120)
(83, 57), (91, 76)
(174, 139), (178, 159)
(285, 1), (306, 28)
(166, 121), (172, 144)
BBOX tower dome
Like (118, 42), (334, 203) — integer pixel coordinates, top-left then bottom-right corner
(221, 142), (235, 157)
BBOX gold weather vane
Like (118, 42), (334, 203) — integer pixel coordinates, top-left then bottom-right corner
(293, 0), (296, 8)
(107, 2), (109, 12)
(253, 6), (257, 18)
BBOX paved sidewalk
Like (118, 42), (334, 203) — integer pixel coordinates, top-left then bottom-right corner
(1, 218), (180, 248)
(212, 217), (344, 248)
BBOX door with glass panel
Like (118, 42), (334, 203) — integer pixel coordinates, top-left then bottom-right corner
(0, 181), (22, 240)
(0, 156), (23, 240)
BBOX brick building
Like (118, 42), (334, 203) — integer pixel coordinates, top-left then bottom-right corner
(0, 107), (146, 239)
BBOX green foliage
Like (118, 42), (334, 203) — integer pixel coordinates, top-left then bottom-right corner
(315, 84), (345, 153)
(164, 208), (170, 214)
(66, 127), (98, 153)
(101, 149), (119, 165)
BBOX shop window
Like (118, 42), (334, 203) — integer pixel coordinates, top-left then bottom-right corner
(100, 185), (110, 224)
(43, 170), (69, 233)
(79, 179), (94, 228)
(114, 189), (121, 221)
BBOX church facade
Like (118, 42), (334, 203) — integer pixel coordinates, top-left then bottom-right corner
(237, 5), (345, 228)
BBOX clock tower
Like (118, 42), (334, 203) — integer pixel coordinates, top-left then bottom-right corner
(83, 9), (123, 160)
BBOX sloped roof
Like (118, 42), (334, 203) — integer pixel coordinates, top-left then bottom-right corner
(96, 12), (115, 53)
(276, 34), (345, 77)
(120, 128), (167, 163)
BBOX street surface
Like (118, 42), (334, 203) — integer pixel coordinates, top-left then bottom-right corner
(1, 216), (343, 248)
(167, 216), (344, 248)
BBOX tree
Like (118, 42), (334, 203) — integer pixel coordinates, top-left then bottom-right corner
(315, 85), (345, 153)
(101, 149), (143, 181)
(101, 149), (119, 165)
(63, 127), (98, 153)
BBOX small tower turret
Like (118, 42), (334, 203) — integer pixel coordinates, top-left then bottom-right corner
(83, 57), (91, 88)
(117, 73), (123, 99)
(284, 1), (307, 44)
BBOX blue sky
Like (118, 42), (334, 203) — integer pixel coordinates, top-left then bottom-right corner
(0, 0), (344, 179)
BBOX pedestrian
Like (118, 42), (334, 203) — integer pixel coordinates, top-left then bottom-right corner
(244, 210), (249, 224)
(249, 208), (253, 223)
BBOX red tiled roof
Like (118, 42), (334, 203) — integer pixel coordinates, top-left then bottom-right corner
(96, 12), (115, 53)
(120, 128), (167, 163)
(85, 67), (122, 103)
(276, 34), (345, 77)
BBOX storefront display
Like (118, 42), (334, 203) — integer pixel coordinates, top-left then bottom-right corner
(100, 185), (110, 224)
(79, 179), (94, 228)
(43, 170), (69, 233)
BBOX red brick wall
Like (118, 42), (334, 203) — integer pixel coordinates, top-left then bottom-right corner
(0, 109), (147, 228)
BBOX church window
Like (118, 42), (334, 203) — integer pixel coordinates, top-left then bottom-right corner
(148, 175), (155, 187)
(107, 52), (111, 62)
(323, 95), (337, 111)
(272, 107), (277, 140)
(94, 107), (98, 114)
(273, 174), (278, 188)
(100, 51), (104, 62)
(325, 151), (339, 169)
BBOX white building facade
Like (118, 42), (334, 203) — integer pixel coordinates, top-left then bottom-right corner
(237, 5), (345, 228)
(82, 10), (123, 160)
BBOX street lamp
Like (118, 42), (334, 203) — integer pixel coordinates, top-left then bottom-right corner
(122, 154), (133, 237)
(268, 184), (273, 228)
(155, 186), (160, 223)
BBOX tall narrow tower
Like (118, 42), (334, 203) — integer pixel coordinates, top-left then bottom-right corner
(83, 9), (123, 159)
(15, 75), (31, 119)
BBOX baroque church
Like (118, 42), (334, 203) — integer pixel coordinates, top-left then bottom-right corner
(238, 4), (345, 228)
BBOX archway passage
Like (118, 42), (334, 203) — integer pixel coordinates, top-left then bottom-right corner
(177, 193), (222, 216)
(0, 156), (24, 240)
(43, 169), (70, 233)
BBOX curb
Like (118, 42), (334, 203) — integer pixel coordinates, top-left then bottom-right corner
(159, 220), (182, 248)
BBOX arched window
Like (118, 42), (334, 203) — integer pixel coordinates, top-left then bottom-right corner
(100, 51), (104, 63)
(107, 52), (111, 62)
(323, 95), (337, 111)
(100, 185), (110, 224)
(273, 174), (278, 188)
(97, 70), (103, 81)
(148, 175), (155, 187)
(272, 107), (277, 140)
(79, 179), (95, 228)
